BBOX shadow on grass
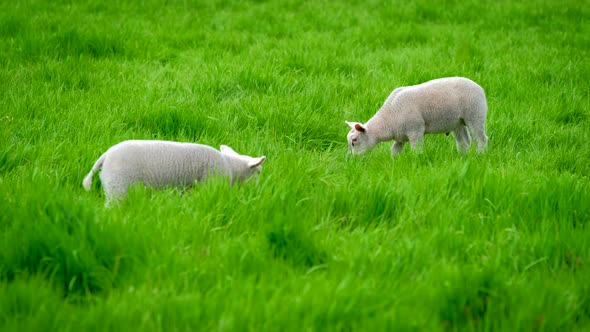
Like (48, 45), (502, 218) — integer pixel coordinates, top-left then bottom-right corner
(266, 221), (327, 268)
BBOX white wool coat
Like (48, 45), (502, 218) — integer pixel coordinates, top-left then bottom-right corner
(347, 77), (488, 155)
(83, 140), (264, 204)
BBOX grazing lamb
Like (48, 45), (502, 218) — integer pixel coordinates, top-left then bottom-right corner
(82, 140), (266, 205)
(346, 76), (488, 156)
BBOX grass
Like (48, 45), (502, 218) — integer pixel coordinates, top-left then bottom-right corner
(1, 0), (589, 330)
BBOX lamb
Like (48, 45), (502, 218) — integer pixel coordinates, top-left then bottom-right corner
(346, 76), (488, 156)
(82, 140), (266, 205)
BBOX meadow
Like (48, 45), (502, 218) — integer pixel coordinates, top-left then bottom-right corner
(0, 0), (589, 330)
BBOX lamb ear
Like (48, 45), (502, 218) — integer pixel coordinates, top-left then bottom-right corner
(346, 121), (366, 132)
(248, 156), (266, 168)
(220, 145), (238, 156)
(354, 123), (366, 132)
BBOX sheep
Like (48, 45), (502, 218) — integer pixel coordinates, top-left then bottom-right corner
(346, 76), (488, 156)
(82, 140), (266, 205)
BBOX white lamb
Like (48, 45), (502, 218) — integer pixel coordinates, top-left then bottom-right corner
(346, 76), (488, 156)
(82, 140), (266, 205)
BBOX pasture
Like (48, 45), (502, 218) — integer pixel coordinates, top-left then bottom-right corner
(1, 0), (589, 330)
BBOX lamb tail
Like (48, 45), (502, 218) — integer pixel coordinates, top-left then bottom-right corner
(83, 153), (107, 191)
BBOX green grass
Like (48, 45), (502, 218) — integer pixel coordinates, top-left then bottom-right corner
(1, 0), (589, 330)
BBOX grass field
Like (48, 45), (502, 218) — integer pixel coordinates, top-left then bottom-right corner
(1, 0), (589, 330)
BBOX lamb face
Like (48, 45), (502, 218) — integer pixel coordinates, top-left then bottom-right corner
(345, 121), (376, 154)
(220, 145), (266, 182)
